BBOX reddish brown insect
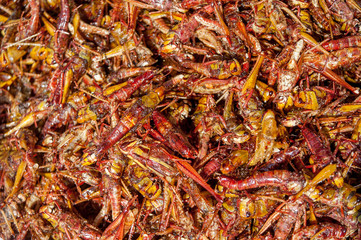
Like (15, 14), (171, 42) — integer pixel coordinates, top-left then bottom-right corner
(218, 170), (305, 194)
(54, 0), (70, 63)
(301, 126), (336, 173)
(40, 203), (102, 240)
(152, 110), (198, 159)
(322, 36), (361, 51)
(108, 71), (155, 102)
(292, 223), (347, 240)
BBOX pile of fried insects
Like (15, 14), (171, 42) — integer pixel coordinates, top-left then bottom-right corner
(1, 0), (361, 239)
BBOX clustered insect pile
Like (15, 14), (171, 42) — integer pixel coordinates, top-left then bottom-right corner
(0, 0), (361, 239)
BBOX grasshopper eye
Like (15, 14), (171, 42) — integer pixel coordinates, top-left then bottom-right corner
(230, 59), (242, 76)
